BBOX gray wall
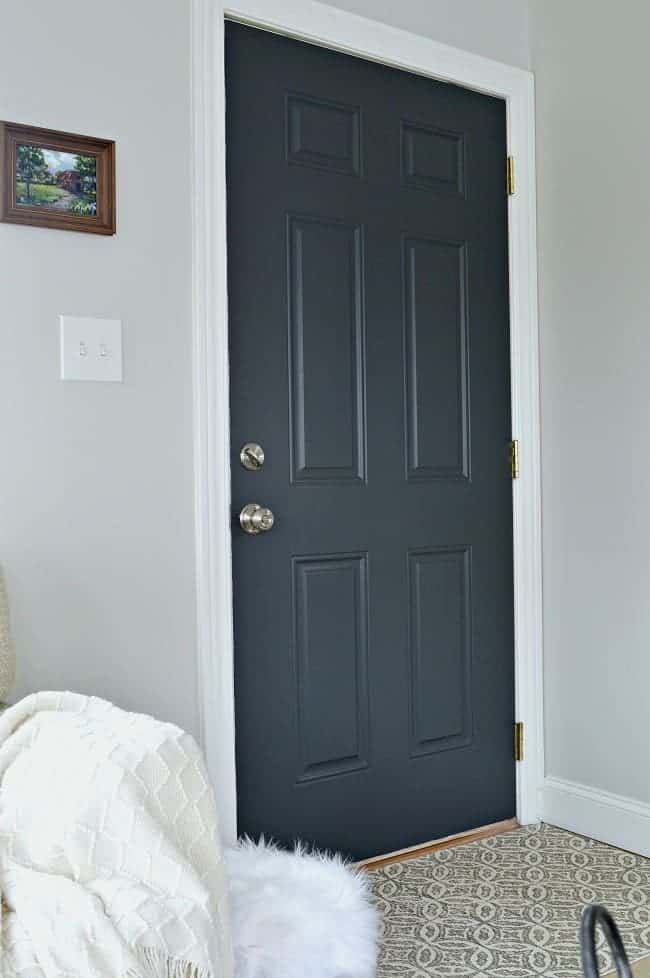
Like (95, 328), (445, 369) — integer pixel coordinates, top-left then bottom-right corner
(325, 0), (530, 68)
(1, 0), (528, 742)
(0, 0), (198, 733)
(531, 0), (650, 804)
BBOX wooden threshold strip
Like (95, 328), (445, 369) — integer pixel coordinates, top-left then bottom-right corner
(355, 817), (519, 870)
(605, 951), (650, 978)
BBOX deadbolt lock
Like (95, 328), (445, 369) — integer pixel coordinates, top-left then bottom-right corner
(240, 502), (275, 535)
(240, 443), (265, 471)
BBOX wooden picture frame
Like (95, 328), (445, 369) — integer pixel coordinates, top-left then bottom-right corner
(0, 122), (115, 235)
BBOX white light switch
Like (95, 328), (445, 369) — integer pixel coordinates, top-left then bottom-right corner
(60, 315), (123, 382)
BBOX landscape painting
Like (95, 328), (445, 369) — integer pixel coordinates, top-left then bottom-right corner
(16, 145), (97, 215)
(1, 121), (115, 234)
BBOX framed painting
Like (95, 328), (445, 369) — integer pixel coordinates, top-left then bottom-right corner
(0, 122), (115, 235)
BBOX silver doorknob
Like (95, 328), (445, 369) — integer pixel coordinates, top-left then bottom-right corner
(239, 502), (275, 535)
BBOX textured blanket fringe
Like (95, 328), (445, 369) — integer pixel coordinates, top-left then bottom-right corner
(126, 945), (213, 978)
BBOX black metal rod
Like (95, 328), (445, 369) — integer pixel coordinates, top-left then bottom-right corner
(581, 905), (633, 978)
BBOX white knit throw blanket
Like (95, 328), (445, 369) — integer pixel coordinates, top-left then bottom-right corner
(0, 692), (233, 978)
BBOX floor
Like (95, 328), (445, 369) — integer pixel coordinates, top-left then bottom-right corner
(366, 823), (650, 978)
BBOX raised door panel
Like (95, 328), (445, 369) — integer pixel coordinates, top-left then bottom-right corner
(401, 121), (465, 196)
(286, 93), (361, 176)
(292, 553), (369, 782)
(288, 214), (366, 484)
(403, 236), (470, 482)
(408, 546), (473, 757)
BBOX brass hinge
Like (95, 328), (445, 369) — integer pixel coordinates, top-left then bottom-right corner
(510, 439), (519, 480)
(506, 156), (515, 195)
(514, 721), (524, 762)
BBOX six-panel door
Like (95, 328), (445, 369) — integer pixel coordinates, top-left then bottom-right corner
(227, 21), (515, 860)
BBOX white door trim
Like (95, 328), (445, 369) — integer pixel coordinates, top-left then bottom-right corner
(191, 0), (544, 847)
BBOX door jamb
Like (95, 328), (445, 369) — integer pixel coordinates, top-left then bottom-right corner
(191, 0), (544, 846)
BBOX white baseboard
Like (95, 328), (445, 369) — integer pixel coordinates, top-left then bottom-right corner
(542, 776), (650, 857)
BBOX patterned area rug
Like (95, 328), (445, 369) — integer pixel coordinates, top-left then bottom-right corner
(367, 823), (650, 978)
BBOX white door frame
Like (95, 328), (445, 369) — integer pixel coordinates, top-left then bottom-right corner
(191, 0), (544, 847)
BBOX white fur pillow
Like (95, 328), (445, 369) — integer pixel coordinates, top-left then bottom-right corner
(225, 838), (379, 978)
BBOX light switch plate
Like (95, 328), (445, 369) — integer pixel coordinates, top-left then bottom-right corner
(60, 315), (123, 382)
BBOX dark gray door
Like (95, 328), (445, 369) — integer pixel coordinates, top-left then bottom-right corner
(227, 22), (515, 861)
